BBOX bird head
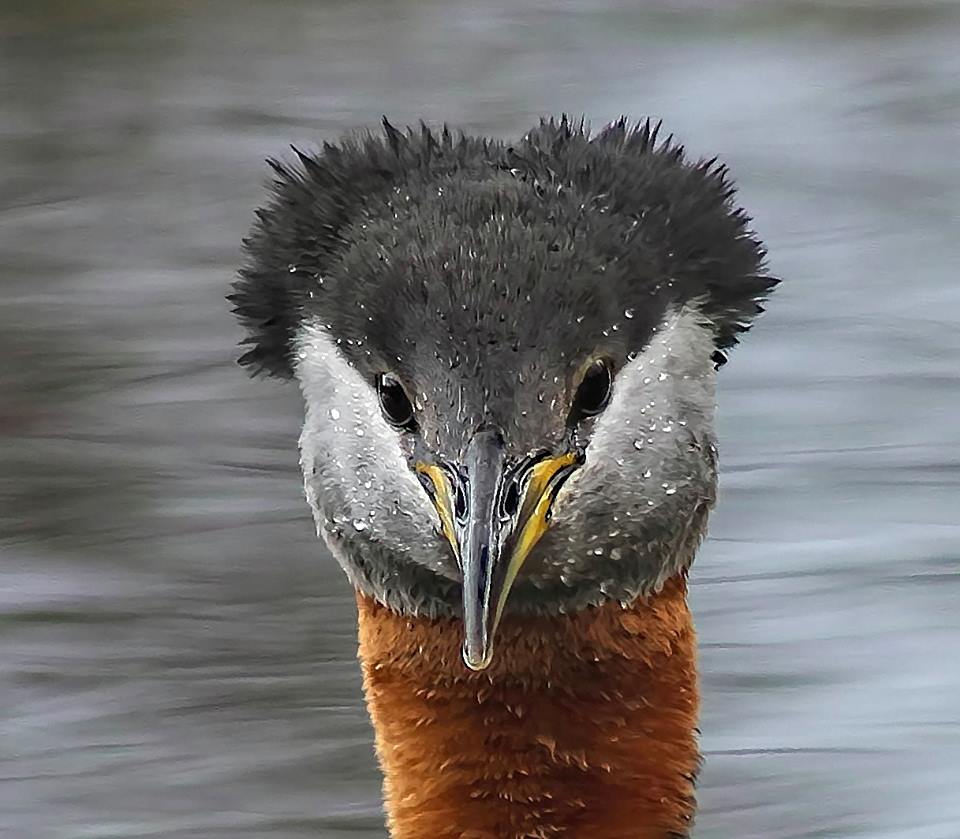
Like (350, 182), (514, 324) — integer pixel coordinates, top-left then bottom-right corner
(231, 117), (776, 670)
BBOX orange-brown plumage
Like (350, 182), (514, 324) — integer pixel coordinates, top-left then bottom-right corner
(358, 574), (699, 839)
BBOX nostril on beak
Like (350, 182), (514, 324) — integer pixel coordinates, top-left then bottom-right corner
(497, 449), (549, 522)
(500, 479), (520, 519)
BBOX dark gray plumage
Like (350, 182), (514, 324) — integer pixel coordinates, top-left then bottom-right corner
(230, 117), (777, 627)
(234, 117), (772, 378)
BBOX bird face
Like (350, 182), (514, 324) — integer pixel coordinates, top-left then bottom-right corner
(232, 118), (776, 670)
(297, 295), (719, 670)
(293, 184), (724, 669)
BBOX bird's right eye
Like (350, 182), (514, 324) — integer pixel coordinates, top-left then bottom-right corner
(377, 373), (417, 430)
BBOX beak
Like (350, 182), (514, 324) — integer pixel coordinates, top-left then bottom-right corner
(417, 430), (581, 671)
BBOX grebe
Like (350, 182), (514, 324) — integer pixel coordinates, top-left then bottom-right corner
(231, 117), (777, 838)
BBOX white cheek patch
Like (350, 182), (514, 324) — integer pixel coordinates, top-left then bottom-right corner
(293, 321), (440, 552)
(598, 304), (717, 441)
(557, 304), (718, 505)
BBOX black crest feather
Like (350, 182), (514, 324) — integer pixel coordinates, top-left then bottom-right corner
(230, 116), (778, 378)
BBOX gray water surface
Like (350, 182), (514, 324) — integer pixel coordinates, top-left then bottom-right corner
(2, 2), (959, 837)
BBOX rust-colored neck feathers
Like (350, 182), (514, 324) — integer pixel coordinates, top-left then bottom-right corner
(357, 575), (699, 839)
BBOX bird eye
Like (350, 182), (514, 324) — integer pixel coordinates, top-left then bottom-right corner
(376, 373), (416, 430)
(570, 359), (613, 422)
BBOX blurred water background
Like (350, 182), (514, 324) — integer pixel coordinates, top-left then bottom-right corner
(1, 2), (958, 837)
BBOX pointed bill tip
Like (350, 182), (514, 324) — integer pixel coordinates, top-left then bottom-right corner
(462, 638), (495, 671)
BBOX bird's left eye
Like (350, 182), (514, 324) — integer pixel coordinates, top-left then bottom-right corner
(569, 358), (613, 422)
(377, 373), (416, 430)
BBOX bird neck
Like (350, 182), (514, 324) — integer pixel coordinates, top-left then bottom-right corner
(356, 574), (699, 839)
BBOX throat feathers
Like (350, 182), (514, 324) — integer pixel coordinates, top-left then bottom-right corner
(358, 575), (699, 839)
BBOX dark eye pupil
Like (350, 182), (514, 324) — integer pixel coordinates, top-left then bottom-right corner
(377, 374), (415, 429)
(572, 360), (612, 420)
